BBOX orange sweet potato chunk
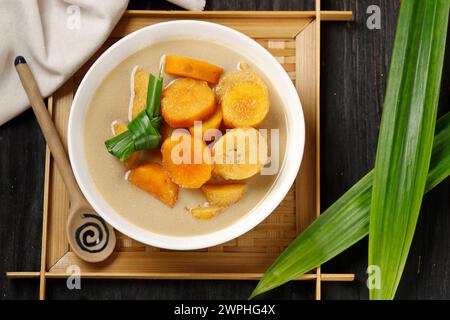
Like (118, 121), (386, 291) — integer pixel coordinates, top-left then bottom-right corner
(161, 78), (216, 128)
(128, 162), (179, 207)
(160, 121), (174, 141)
(165, 55), (224, 84)
(161, 133), (213, 189)
(189, 107), (222, 139)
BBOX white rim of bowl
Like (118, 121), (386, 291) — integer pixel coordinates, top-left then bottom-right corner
(68, 20), (305, 250)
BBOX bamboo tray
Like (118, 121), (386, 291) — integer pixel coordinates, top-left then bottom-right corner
(7, 5), (354, 300)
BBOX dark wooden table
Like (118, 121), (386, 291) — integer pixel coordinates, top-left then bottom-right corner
(1, 0), (449, 300)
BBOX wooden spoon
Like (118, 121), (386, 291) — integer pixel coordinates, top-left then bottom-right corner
(15, 56), (116, 263)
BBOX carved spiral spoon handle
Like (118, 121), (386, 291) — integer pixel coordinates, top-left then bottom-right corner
(15, 56), (116, 263)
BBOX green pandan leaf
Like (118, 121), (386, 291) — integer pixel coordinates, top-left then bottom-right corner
(250, 112), (450, 299)
(369, 0), (449, 300)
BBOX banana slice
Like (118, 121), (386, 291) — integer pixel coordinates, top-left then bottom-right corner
(111, 120), (128, 135)
(201, 183), (246, 206)
(216, 69), (270, 128)
(212, 128), (268, 180)
(189, 205), (223, 220)
(128, 66), (149, 121)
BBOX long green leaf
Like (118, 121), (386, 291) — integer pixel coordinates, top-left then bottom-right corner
(369, 0), (449, 299)
(250, 112), (450, 299)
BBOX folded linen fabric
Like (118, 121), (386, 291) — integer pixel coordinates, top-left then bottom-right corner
(0, 0), (128, 125)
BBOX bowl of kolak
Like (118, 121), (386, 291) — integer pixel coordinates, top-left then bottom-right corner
(68, 20), (305, 250)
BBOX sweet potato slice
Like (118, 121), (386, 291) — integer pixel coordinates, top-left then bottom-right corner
(161, 133), (213, 188)
(128, 162), (178, 207)
(161, 78), (216, 128)
(111, 120), (142, 169)
(190, 206), (223, 220)
(128, 66), (149, 121)
(201, 183), (246, 206)
(188, 107), (222, 138)
(217, 70), (270, 128)
(212, 128), (268, 180)
(165, 56), (224, 84)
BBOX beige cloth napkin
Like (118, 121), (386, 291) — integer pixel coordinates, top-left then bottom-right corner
(0, 0), (128, 125)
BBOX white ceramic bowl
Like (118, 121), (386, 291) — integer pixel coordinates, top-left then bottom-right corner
(68, 20), (305, 250)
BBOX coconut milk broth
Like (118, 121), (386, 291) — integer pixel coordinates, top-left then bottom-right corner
(84, 38), (287, 237)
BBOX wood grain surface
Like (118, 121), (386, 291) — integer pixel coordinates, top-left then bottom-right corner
(1, 0), (449, 300)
